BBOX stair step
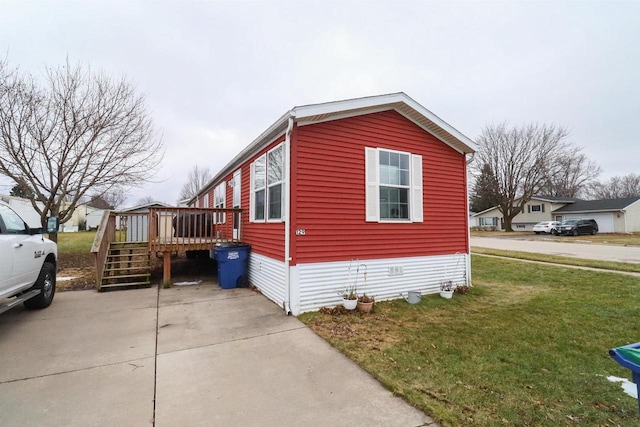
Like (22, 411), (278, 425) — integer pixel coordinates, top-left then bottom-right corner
(103, 273), (151, 281)
(104, 266), (150, 273)
(105, 261), (150, 267)
(108, 250), (150, 255)
(99, 281), (151, 290)
(110, 241), (149, 247)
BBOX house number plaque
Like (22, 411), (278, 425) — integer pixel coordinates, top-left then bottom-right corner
(296, 229), (306, 236)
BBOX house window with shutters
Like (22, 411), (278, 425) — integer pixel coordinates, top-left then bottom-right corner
(250, 143), (284, 222)
(365, 147), (423, 222)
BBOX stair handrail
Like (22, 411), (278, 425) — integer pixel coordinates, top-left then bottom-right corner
(90, 210), (117, 287)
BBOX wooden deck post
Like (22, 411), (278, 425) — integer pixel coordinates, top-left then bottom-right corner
(163, 251), (171, 288)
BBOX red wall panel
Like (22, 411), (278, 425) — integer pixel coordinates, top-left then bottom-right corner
(291, 110), (468, 264)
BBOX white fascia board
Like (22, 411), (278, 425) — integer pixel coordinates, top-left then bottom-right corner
(292, 92), (406, 118)
(473, 206), (501, 216)
(556, 209), (624, 214)
(397, 94), (477, 153)
(293, 92), (477, 154)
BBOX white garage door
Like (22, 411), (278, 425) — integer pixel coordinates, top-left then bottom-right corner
(563, 213), (614, 233)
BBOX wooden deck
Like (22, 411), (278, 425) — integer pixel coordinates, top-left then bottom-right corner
(91, 207), (243, 288)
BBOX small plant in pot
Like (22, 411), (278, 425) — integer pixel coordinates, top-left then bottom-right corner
(341, 285), (358, 310)
(440, 280), (455, 299)
(356, 293), (375, 313)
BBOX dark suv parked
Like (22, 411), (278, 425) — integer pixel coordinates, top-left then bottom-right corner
(557, 219), (598, 236)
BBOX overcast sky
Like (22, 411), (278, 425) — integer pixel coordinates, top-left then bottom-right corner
(1, 0), (638, 207)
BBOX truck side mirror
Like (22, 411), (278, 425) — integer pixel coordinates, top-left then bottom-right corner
(47, 217), (59, 233)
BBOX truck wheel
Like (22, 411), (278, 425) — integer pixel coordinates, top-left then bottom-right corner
(24, 262), (56, 310)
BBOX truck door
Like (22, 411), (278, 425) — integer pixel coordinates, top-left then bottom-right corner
(0, 204), (38, 291)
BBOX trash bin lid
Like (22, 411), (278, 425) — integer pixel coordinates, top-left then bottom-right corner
(617, 347), (640, 366)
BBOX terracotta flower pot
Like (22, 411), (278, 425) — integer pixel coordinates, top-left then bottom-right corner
(357, 300), (374, 313)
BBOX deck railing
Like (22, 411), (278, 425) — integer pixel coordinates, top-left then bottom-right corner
(148, 207), (243, 253)
(91, 207), (244, 287)
(90, 210), (117, 286)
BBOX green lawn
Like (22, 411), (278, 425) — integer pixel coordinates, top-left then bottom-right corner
(472, 246), (640, 273)
(53, 231), (96, 254)
(301, 256), (640, 426)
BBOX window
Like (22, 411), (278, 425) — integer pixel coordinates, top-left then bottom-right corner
(267, 145), (284, 220)
(250, 144), (284, 222)
(365, 147), (423, 222)
(203, 193), (209, 208)
(0, 204), (27, 234)
(379, 150), (410, 220)
(214, 183), (225, 223)
(529, 204), (544, 213)
(252, 155), (266, 221)
(479, 217), (498, 227)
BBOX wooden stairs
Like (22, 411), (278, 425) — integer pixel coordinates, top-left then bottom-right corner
(99, 241), (151, 291)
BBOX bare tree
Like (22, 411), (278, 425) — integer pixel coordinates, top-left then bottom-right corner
(136, 196), (156, 206)
(588, 173), (640, 199)
(178, 164), (212, 202)
(474, 122), (570, 231)
(0, 59), (163, 241)
(539, 150), (601, 198)
(87, 189), (127, 210)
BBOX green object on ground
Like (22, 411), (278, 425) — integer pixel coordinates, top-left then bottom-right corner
(617, 347), (640, 366)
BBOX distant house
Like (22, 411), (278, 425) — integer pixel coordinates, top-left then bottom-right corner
(189, 92), (476, 315)
(0, 194), (104, 231)
(119, 202), (172, 242)
(473, 196), (640, 233)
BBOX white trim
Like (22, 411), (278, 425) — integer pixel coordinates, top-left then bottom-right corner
(266, 143), (285, 223)
(365, 147), (379, 222)
(410, 154), (423, 223)
(283, 117), (294, 314)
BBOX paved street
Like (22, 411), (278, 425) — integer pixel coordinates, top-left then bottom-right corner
(471, 236), (640, 264)
(0, 284), (434, 427)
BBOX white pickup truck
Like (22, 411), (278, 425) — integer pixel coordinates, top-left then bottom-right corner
(0, 201), (57, 314)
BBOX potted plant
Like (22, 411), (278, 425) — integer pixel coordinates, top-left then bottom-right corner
(341, 284), (358, 310)
(440, 280), (455, 299)
(356, 293), (375, 313)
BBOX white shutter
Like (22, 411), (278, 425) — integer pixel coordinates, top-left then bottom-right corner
(411, 154), (423, 223)
(221, 181), (226, 223)
(365, 147), (379, 222)
(249, 162), (255, 222)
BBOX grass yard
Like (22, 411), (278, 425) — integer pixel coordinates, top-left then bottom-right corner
(53, 230), (97, 254)
(471, 246), (640, 274)
(300, 256), (640, 426)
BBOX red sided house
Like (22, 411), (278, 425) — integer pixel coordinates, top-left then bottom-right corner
(190, 93), (476, 315)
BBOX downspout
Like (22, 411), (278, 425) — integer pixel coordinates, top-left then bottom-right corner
(465, 152), (475, 286)
(283, 114), (295, 314)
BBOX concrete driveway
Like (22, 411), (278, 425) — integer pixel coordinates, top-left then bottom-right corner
(471, 236), (640, 264)
(0, 284), (435, 427)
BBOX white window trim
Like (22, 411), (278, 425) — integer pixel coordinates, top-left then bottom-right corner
(365, 147), (423, 223)
(214, 183), (226, 223)
(250, 143), (285, 223)
(203, 193), (209, 208)
(232, 170), (241, 208)
(266, 144), (284, 222)
(250, 155), (265, 222)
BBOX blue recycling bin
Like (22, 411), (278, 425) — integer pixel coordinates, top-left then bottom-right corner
(609, 341), (640, 412)
(213, 244), (251, 289)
